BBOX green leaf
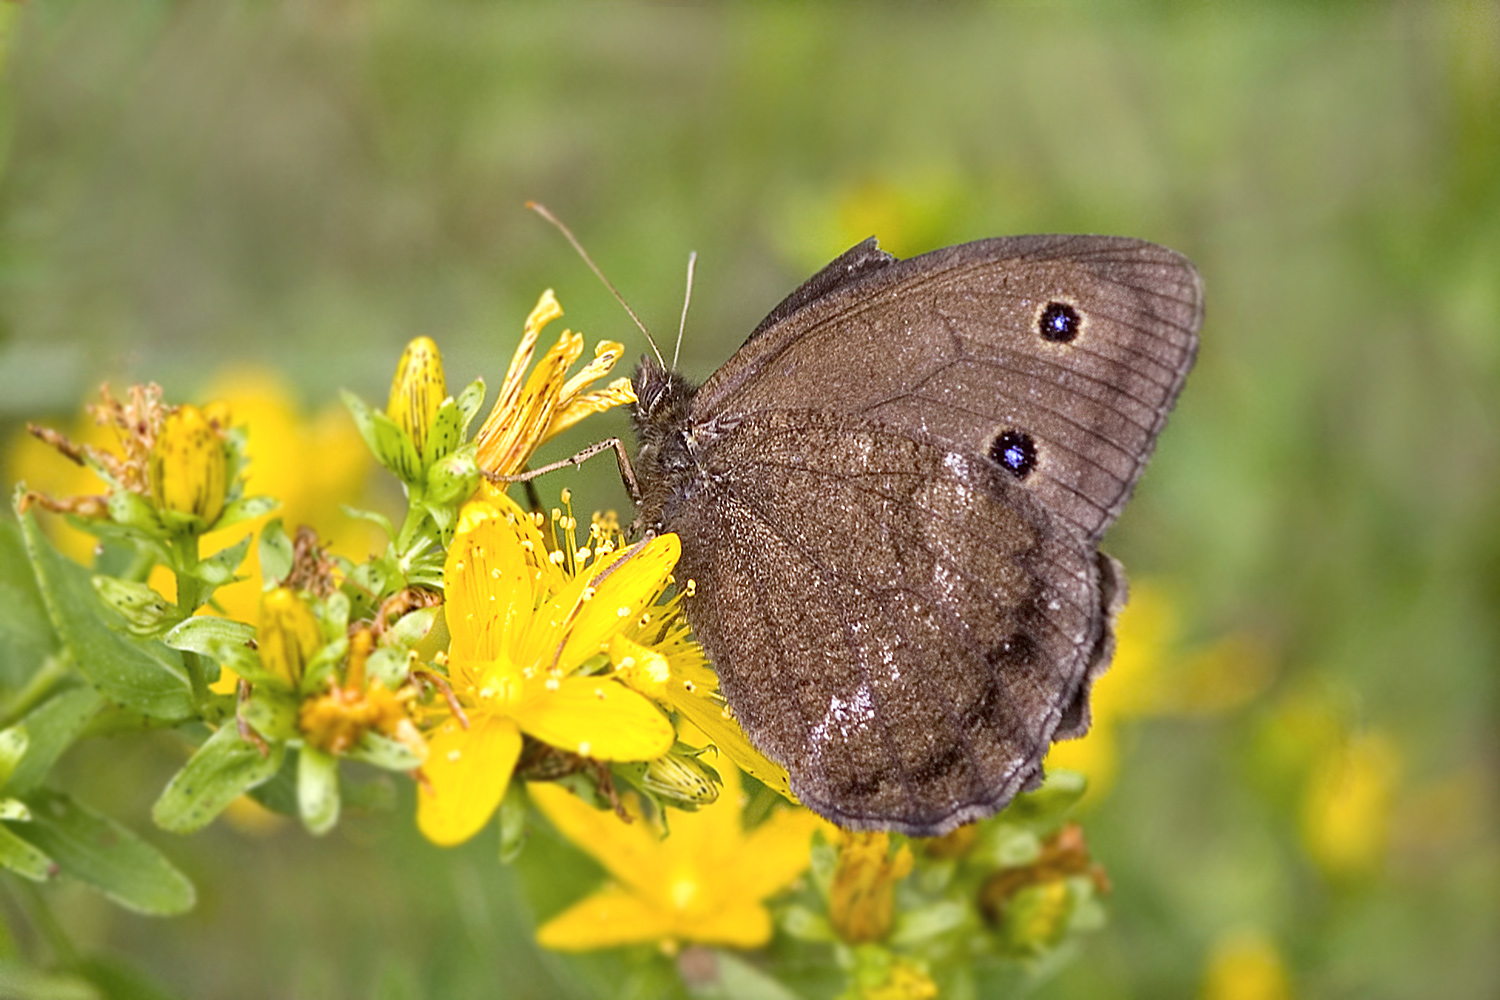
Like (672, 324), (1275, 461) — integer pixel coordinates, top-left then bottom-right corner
(162, 617), (271, 685)
(89, 577), (183, 637)
(423, 396), (463, 466)
(246, 753), (298, 815)
(152, 724), (285, 834)
(297, 746), (340, 835)
(12, 789), (195, 915)
(0, 823), (55, 881)
(0, 520), (60, 690)
(4, 687), (106, 796)
(342, 390), (421, 484)
(299, 635), (349, 696)
(192, 532), (253, 589)
(348, 731), (423, 772)
(210, 494), (278, 533)
(454, 377), (486, 436)
(244, 687), (300, 742)
(497, 779), (528, 864)
(18, 513), (194, 722)
(0, 726), (28, 787)
(258, 518), (294, 588)
(105, 490), (162, 533)
(889, 900), (968, 946)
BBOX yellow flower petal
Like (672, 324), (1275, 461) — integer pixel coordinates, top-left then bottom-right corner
(529, 781), (671, 895)
(517, 677), (674, 761)
(536, 885), (679, 951)
(556, 340), (626, 408)
(666, 683), (793, 801)
(417, 715), (522, 847)
(735, 808), (827, 902)
(543, 377), (638, 443)
(545, 533), (681, 673)
(446, 502), (534, 662)
(687, 901), (775, 949)
(497, 290), (562, 407)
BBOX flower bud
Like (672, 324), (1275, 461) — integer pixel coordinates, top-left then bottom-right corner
(258, 588), (324, 689)
(829, 831), (914, 943)
(640, 751), (720, 808)
(387, 336), (447, 459)
(149, 404), (227, 526)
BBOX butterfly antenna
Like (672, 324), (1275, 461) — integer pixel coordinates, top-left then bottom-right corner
(526, 201), (665, 367)
(673, 251), (696, 371)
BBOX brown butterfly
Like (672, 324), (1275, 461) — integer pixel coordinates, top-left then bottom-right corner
(630, 235), (1202, 835)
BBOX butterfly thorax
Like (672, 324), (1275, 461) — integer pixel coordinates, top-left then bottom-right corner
(631, 357), (703, 532)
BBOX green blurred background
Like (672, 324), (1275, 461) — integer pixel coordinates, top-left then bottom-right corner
(1, 2), (1497, 998)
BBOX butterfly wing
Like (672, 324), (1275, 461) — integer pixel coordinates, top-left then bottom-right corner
(693, 236), (1202, 542)
(666, 408), (1109, 835)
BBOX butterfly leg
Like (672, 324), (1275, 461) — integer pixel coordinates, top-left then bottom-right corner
(485, 437), (643, 503)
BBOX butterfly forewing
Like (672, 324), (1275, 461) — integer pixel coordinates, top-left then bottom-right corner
(694, 236), (1202, 541)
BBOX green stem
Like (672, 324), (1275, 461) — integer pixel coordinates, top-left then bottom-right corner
(394, 485), (429, 553)
(0, 652), (73, 729)
(171, 533), (213, 717)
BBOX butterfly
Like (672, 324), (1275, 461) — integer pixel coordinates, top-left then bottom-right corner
(629, 235), (1202, 835)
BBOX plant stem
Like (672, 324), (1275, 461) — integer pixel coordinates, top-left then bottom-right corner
(0, 652), (73, 729)
(171, 533), (213, 717)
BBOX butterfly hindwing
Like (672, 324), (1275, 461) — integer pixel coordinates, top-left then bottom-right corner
(668, 409), (1101, 835)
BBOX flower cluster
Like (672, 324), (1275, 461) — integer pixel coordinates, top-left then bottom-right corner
(4, 287), (1114, 998)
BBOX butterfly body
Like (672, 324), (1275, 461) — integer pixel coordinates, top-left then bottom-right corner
(632, 235), (1201, 835)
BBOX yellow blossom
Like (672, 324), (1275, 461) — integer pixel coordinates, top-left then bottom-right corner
(257, 588), (324, 689)
(387, 336), (447, 464)
(532, 765), (823, 951)
(1301, 730), (1400, 879)
(828, 830), (914, 944)
(473, 290), (635, 480)
(416, 494), (677, 847)
(149, 404), (228, 526)
(1201, 929), (1293, 1000)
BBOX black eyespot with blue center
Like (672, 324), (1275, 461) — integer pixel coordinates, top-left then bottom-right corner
(990, 429), (1037, 479)
(1038, 301), (1081, 343)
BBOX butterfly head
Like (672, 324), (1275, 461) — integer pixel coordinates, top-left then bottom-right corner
(631, 356), (701, 530)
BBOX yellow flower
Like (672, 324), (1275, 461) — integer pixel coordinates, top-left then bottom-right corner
(387, 336), (447, 468)
(416, 494), (677, 846)
(531, 765), (823, 951)
(473, 290), (635, 480)
(827, 831), (914, 944)
(1301, 730), (1400, 879)
(149, 404), (229, 526)
(1201, 929), (1293, 1000)
(257, 588), (324, 689)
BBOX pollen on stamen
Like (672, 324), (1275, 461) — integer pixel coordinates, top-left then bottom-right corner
(578, 741), (591, 756)
(685, 579), (697, 597)
(520, 540), (534, 552)
(447, 749), (462, 762)
(580, 587), (596, 601)
(616, 606), (632, 617)
(577, 547), (592, 561)
(550, 551), (565, 565)
(619, 656), (636, 668)
(638, 613), (652, 627)
(683, 681), (696, 693)
(560, 488), (572, 503)
(545, 677), (560, 691)
(480, 687), (495, 698)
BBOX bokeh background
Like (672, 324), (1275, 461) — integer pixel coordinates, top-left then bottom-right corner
(2, 2), (1497, 998)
